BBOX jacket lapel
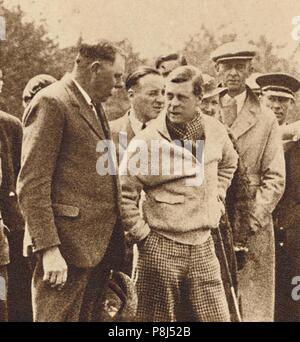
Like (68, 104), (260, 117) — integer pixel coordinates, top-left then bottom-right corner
(62, 74), (106, 140)
(226, 90), (259, 140)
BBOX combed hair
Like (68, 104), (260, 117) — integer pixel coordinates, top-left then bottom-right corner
(168, 66), (204, 97)
(78, 39), (123, 63)
(125, 66), (161, 91)
(155, 53), (188, 69)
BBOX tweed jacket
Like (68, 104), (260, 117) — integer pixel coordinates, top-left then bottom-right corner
(17, 73), (124, 268)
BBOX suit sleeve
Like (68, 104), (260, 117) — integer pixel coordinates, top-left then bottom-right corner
(252, 117), (285, 229)
(17, 96), (65, 253)
(218, 130), (239, 202)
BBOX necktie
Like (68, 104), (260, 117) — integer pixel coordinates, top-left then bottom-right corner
(92, 102), (111, 140)
(141, 122), (147, 130)
(222, 97), (237, 128)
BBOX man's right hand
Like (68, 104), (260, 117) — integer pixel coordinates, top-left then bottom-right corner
(42, 246), (68, 290)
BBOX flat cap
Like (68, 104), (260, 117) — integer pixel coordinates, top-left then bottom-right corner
(211, 41), (256, 63)
(256, 73), (300, 100)
(202, 74), (227, 99)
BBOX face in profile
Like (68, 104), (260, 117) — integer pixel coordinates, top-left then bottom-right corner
(165, 80), (201, 124)
(130, 73), (165, 122)
(91, 53), (125, 103)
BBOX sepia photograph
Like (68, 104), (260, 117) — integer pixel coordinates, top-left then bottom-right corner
(1, 0), (300, 325)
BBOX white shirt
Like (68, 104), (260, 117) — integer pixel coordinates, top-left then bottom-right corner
(72, 77), (99, 120)
(129, 109), (146, 135)
(221, 91), (247, 115)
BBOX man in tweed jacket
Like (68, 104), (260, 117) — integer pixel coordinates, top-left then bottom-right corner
(17, 40), (126, 322)
(120, 66), (238, 322)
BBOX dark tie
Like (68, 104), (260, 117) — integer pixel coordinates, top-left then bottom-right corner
(141, 122), (147, 130)
(92, 102), (111, 140)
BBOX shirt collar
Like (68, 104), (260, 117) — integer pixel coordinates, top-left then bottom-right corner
(221, 90), (247, 115)
(72, 77), (93, 107)
(234, 90), (247, 114)
(129, 109), (145, 135)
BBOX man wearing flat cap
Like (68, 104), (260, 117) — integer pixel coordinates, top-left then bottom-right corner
(257, 73), (300, 321)
(211, 41), (285, 322)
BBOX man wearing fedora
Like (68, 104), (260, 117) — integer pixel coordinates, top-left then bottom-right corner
(211, 41), (285, 321)
(257, 73), (300, 321)
(155, 53), (188, 78)
(200, 74), (227, 119)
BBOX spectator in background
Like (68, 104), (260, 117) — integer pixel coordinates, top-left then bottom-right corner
(110, 66), (164, 277)
(212, 41), (285, 321)
(0, 65), (31, 321)
(0, 156), (10, 322)
(256, 73), (300, 322)
(22, 74), (57, 109)
(155, 53), (187, 78)
(200, 74), (227, 119)
(0, 69), (8, 113)
(110, 66), (164, 163)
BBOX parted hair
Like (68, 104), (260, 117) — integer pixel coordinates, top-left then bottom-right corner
(167, 66), (204, 97)
(125, 66), (161, 91)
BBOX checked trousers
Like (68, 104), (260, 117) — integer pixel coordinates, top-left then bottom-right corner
(135, 231), (230, 322)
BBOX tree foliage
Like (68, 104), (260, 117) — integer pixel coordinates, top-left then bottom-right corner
(1, 1), (300, 121)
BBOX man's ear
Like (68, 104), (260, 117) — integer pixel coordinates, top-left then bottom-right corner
(215, 63), (220, 74)
(197, 94), (203, 105)
(90, 61), (102, 73)
(247, 62), (254, 75)
(290, 99), (296, 109)
(127, 88), (134, 99)
(259, 95), (264, 106)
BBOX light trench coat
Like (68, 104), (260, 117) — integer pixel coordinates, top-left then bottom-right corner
(220, 87), (285, 322)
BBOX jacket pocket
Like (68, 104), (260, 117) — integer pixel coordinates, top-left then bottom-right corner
(152, 193), (185, 204)
(52, 203), (80, 217)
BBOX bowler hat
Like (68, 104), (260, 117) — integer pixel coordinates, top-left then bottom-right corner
(202, 74), (227, 99)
